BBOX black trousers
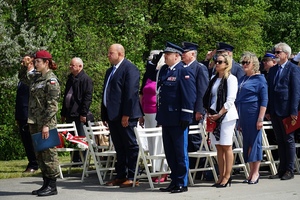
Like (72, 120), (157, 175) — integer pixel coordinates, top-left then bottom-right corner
(18, 119), (38, 169)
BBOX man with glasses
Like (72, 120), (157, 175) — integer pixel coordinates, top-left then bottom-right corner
(266, 42), (300, 180)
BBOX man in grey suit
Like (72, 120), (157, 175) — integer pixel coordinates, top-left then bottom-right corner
(101, 44), (143, 188)
(267, 42), (300, 180)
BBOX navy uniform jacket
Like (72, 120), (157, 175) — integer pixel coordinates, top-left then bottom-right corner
(231, 60), (245, 80)
(267, 61), (300, 117)
(101, 59), (143, 121)
(156, 62), (196, 126)
(188, 60), (209, 115)
(15, 81), (29, 121)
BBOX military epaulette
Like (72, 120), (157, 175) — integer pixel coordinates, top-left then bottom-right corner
(48, 78), (58, 85)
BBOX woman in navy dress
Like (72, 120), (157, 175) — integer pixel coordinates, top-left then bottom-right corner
(236, 52), (268, 185)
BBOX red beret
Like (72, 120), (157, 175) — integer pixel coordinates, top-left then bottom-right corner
(35, 50), (52, 59)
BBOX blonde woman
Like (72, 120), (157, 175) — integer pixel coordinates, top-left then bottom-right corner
(203, 54), (238, 188)
(236, 52), (268, 184)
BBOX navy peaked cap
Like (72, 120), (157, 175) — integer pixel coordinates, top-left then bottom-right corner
(164, 42), (184, 55)
(217, 42), (234, 52)
(263, 53), (276, 59)
(182, 41), (199, 51)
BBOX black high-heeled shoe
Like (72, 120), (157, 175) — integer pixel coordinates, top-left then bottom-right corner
(216, 177), (232, 188)
(242, 179), (250, 183)
(211, 183), (220, 187)
(248, 175), (260, 184)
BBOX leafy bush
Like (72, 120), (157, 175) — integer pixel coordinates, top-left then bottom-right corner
(0, 124), (25, 160)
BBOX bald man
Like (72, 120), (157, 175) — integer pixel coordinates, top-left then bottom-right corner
(61, 57), (93, 162)
(101, 44), (143, 188)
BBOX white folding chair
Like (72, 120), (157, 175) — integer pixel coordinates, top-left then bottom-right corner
(188, 124), (218, 185)
(261, 121), (279, 175)
(81, 122), (116, 185)
(56, 122), (86, 179)
(232, 130), (249, 178)
(133, 127), (170, 190)
(207, 126), (249, 179)
(262, 121), (300, 173)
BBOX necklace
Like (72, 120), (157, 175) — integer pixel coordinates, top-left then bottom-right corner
(239, 75), (253, 93)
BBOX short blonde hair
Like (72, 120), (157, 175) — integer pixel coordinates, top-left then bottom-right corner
(240, 52), (260, 73)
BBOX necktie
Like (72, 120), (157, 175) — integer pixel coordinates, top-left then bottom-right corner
(103, 66), (116, 107)
(167, 68), (171, 75)
(274, 65), (282, 84)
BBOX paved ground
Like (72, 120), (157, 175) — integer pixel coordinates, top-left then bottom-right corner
(0, 171), (299, 200)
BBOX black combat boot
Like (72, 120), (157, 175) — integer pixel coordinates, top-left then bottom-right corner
(32, 177), (49, 195)
(37, 178), (58, 196)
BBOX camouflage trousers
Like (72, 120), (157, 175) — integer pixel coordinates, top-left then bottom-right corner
(29, 124), (59, 179)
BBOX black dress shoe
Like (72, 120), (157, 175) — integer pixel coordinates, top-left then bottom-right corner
(281, 171), (294, 180)
(269, 171), (284, 179)
(170, 186), (188, 193)
(159, 184), (175, 192)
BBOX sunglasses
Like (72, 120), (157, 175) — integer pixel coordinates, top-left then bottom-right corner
(215, 60), (226, 65)
(274, 50), (283, 54)
(241, 61), (251, 65)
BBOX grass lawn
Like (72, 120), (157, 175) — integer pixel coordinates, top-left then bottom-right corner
(0, 155), (83, 179)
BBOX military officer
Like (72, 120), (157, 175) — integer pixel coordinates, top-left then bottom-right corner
(18, 50), (60, 196)
(157, 42), (196, 193)
(181, 41), (209, 171)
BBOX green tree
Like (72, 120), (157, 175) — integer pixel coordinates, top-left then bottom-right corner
(263, 0), (300, 53)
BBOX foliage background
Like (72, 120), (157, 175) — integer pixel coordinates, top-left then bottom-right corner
(0, 0), (300, 160)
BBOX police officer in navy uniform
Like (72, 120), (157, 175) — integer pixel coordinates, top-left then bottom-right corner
(181, 42), (209, 170)
(157, 42), (196, 193)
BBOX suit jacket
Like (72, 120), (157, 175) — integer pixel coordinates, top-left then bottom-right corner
(15, 81), (29, 121)
(156, 62), (196, 126)
(101, 59), (143, 121)
(187, 60), (209, 115)
(209, 74), (239, 123)
(267, 61), (300, 117)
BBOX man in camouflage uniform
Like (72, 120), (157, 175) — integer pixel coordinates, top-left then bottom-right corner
(19, 50), (60, 196)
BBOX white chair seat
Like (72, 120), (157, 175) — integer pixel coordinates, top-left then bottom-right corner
(81, 121), (116, 185)
(56, 122), (86, 179)
(133, 127), (170, 190)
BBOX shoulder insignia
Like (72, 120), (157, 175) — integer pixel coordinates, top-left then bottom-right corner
(49, 78), (58, 85)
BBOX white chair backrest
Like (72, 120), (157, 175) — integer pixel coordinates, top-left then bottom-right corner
(86, 121), (111, 150)
(135, 127), (162, 141)
(189, 123), (210, 151)
(57, 121), (78, 136)
(262, 121), (273, 146)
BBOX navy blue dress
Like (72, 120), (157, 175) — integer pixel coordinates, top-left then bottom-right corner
(236, 74), (268, 162)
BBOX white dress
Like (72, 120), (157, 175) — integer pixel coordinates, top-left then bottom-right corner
(209, 74), (239, 145)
